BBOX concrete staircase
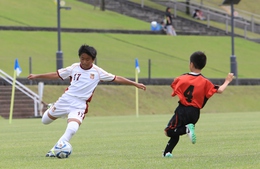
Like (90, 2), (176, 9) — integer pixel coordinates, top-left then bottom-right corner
(0, 70), (47, 119)
(80, 0), (228, 36)
(0, 86), (38, 119)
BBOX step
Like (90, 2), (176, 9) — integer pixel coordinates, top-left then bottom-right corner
(0, 85), (46, 119)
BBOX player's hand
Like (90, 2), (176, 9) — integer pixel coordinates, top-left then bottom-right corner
(136, 83), (146, 91)
(27, 74), (37, 79)
(226, 73), (234, 83)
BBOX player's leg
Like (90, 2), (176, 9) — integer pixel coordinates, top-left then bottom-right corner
(41, 104), (57, 124)
(42, 96), (71, 125)
(186, 123), (196, 144)
(163, 136), (179, 157)
(58, 119), (81, 143)
(46, 109), (85, 157)
(163, 113), (185, 157)
(45, 97), (71, 157)
(184, 107), (200, 144)
(57, 109), (85, 142)
(163, 105), (189, 157)
(164, 109), (187, 137)
(46, 119), (81, 157)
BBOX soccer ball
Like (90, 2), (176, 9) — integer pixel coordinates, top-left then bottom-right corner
(53, 141), (72, 159)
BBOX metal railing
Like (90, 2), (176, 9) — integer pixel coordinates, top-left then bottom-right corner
(170, 0), (252, 37)
(0, 69), (44, 117)
(235, 8), (260, 33)
(151, 0), (259, 38)
(192, 0), (260, 33)
(204, 9), (250, 38)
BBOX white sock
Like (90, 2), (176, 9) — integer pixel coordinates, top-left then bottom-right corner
(58, 121), (79, 143)
(41, 109), (54, 124)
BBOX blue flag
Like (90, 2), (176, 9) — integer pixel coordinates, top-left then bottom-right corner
(14, 59), (22, 76)
(135, 58), (140, 73)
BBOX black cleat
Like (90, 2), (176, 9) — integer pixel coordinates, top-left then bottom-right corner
(45, 150), (55, 157)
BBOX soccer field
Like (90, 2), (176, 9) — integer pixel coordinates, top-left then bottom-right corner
(1, 112), (260, 169)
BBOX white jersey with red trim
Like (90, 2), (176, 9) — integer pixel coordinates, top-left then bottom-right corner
(57, 63), (115, 101)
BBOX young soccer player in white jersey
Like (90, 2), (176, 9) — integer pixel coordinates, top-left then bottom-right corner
(27, 44), (146, 157)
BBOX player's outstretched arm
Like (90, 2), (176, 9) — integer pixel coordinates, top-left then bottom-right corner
(113, 76), (146, 90)
(27, 72), (59, 80)
(217, 73), (234, 93)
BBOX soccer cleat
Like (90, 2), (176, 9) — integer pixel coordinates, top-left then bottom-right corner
(186, 123), (196, 144)
(163, 152), (173, 158)
(47, 103), (53, 109)
(45, 150), (55, 157)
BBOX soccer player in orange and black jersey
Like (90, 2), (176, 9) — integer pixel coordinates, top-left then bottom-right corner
(162, 51), (234, 158)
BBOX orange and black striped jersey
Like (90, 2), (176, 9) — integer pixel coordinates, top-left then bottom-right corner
(171, 73), (219, 109)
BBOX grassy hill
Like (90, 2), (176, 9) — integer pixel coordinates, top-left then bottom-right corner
(0, 0), (259, 79)
(0, 0), (149, 29)
(1, 32), (259, 78)
(27, 85), (260, 116)
(1, 0), (260, 116)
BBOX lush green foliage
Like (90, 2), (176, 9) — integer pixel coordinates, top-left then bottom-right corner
(1, 112), (260, 169)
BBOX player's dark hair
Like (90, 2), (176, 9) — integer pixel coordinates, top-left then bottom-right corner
(190, 51), (207, 70)
(78, 44), (97, 59)
(166, 7), (170, 12)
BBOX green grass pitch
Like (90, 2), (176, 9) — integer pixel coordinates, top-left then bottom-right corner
(1, 112), (260, 169)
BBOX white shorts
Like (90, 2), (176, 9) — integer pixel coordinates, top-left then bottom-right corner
(48, 93), (88, 123)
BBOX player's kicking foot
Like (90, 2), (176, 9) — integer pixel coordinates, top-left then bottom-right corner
(186, 123), (196, 144)
(45, 149), (55, 157)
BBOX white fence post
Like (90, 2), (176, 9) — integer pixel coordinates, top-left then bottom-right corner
(38, 82), (44, 116)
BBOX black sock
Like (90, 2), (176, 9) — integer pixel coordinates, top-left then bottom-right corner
(163, 136), (179, 156)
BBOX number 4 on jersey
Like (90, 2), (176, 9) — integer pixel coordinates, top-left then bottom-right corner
(184, 85), (194, 103)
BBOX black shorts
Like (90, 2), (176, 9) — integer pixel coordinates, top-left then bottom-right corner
(165, 104), (200, 131)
